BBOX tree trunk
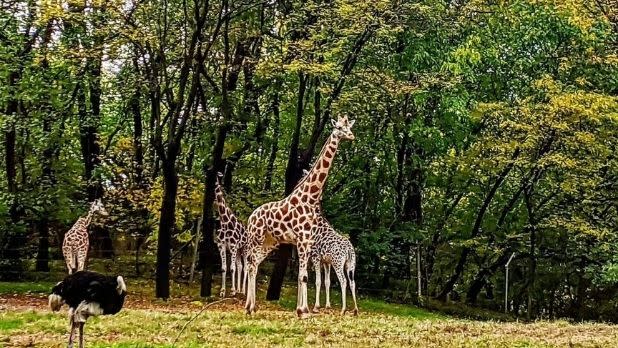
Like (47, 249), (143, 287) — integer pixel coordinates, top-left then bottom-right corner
(135, 237), (144, 276)
(200, 125), (228, 296)
(263, 92), (280, 191)
(4, 71), (19, 221)
(34, 217), (50, 272)
(155, 160), (178, 299)
(131, 85), (144, 186)
(466, 251), (512, 303)
(35, 117), (54, 272)
(77, 80), (102, 200)
(524, 186), (537, 320)
(266, 72), (307, 301)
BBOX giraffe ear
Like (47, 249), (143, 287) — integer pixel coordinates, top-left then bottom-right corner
(348, 119), (355, 127)
(330, 119), (337, 128)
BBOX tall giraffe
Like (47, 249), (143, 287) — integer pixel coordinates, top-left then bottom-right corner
(214, 172), (248, 297)
(310, 213), (358, 315)
(62, 199), (108, 274)
(244, 116), (355, 316)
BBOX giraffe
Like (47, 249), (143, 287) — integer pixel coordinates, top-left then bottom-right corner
(310, 215), (359, 316)
(214, 171), (248, 297)
(243, 115), (355, 317)
(62, 199), (108, 274)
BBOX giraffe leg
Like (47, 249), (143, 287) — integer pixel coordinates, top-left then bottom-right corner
(241, 254), (248, 295)
(245, 256), (259, 314)
(65, 255), (74, 275)
(235, 252), (243, 295)
(324, 264), (332, 309)
(244, 243), (274, 314)
(312, 259), (322, 313)
(244, 247), (261, 314)
(77, 250), (87, 272)
(63, 248), (73, 274)
(230, 248), (238, 296)
(348, 257), (359, 316)
(296, 247), (311, 317)
(334, 261), (347, 315)
(218, 245), (227, 298)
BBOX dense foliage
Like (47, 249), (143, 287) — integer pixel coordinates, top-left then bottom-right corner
(1, 0), (616, 320)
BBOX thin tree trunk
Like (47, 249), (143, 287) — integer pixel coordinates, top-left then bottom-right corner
(35, 26), (54, 272)
(190, 217), (202, 282)
(135, 237), (143, 276)
(131, 82), (144, 186)
(5, 71), (19, 221)
(156, 160), (179, 299)
(200, 125), (228, 296)
(263, 92), (280, 191)
(524, 186), (536, 320)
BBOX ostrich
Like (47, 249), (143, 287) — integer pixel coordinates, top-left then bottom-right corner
(49, 271), (127, 348)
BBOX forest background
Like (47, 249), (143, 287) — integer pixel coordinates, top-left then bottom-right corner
(1, 0), (617, 322)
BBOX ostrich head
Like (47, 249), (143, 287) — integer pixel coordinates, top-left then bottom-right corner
(49, 281), (65, 311)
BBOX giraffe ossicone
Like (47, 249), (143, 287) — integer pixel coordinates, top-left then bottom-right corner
(243, 115), (356, 317)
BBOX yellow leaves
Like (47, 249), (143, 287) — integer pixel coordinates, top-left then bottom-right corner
(571, 131), (596, 145)
(335, 0), (390, 23)
(545, 216), (610, 241)
(283, 60), (338, 77)
(539, 153), (577, 170)
(532, 75), (561, 94)
(37, 0), (65, 25)
(144, 176), (204, 235)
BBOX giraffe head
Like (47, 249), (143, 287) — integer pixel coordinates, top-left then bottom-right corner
(330, 116), (355, 141)
(214, 172), (226, 201)
(91, 199), (109, 216)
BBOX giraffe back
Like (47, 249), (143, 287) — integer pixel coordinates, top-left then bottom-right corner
(311, 220), (355, 267)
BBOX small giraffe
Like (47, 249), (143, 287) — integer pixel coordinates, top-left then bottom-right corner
(244, 116), (355, 317)
(62, 199), (108, 274)
(311, 213), (359, 315)
(214, 172), (248, 297)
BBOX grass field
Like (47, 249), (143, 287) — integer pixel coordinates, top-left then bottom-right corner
(1, 280), (616, 347)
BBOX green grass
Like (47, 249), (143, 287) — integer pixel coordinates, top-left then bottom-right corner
(1, 280), (616, 347)
(360, 298), (443, 319)
(0, 319), (22, 331)
(0, 281), (55, 295)
(2, 304), (616, 347)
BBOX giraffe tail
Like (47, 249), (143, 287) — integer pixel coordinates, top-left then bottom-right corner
(345, 247), (356, 283)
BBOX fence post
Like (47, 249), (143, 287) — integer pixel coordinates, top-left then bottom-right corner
(505, 252), (516, 313)
(189, 217), (203, 283)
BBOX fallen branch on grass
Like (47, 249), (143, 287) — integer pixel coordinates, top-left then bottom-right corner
(172, 297), (237, 346)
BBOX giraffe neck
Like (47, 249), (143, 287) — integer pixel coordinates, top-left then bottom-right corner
(83, 208), (95, 227)
(214, 183), (229, 219)
(293, 133), (341, 205)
